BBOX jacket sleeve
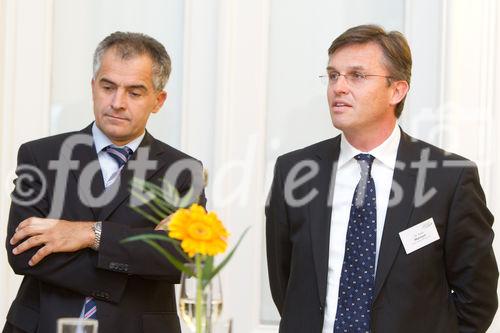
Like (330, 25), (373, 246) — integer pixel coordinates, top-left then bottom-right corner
(265, 158), (292, 315)
(444, 164), (498, 332)
(6, 143), (128, 304)
(96, 186), (207, 281)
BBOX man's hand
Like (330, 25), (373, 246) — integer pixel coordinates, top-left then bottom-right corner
(155, 215), (172, 231)
(10, 217), (95, 266)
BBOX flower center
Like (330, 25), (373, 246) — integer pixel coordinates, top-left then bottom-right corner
(187, 222), (213, 241)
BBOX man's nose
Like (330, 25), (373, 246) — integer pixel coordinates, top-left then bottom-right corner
(111, 89), (126, 110)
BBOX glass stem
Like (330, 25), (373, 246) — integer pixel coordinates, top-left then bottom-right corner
(195, 255), (203, 333)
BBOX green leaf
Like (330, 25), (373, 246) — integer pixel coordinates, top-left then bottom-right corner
(130, 205), (161, 225)
(122, 233), (190, 261)
(122, 233), (172, 243)
(205, 226), (251, 283)
(201, 256), (214, 288)
(151, 196), (177, 215)
(131, 177), (181, 211)
(143, 239), (194, 276)
(129, 178), (183, 228)
(161, 179), (181, 206)
(179, 187), (195, 208)
(145, 181), (172, 200)
(131, 188), (171, 219)
(165, 180), (175, 198)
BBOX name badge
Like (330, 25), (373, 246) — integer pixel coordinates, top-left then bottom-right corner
(399, 218), (440, 254)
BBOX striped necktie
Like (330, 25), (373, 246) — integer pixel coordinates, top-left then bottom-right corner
(103, 145), (134, 168)
(80, 145), (133, 320)
(83, 296), (97, 319)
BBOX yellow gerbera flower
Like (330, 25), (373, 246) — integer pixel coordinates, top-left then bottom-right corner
(168, 204), (229, 257)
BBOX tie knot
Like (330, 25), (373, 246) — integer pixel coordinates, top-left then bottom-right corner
(104, 145), (133, 168)
(354, 153), (375, 176)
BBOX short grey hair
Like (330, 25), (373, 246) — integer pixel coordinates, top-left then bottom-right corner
(93, 31), (171, 91)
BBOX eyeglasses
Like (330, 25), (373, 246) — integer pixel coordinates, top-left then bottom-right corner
(319, 71), (393, 86)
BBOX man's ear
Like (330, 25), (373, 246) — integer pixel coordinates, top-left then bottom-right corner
(390, 80), (409, 106)
(152, 90), (167, 114)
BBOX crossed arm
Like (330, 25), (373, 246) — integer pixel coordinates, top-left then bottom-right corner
(10, 216), (171, 267)
(6, 142), (201, 302)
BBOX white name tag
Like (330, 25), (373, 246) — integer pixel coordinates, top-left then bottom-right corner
(399, 218), (440, 254)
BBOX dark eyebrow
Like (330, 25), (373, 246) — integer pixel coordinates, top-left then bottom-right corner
(99, 78), (148, 92)
(127, 85), (148, 92)
(347, 65), (366, 72)
(99, 78), (117, 86)
(326, 65), (366, 72)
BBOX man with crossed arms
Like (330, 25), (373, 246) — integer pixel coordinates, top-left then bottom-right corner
(4, 32), (204, 333)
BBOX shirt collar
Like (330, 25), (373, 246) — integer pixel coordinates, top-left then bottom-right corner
(92, 122), (145, 154)
(338, 125), (401, 170)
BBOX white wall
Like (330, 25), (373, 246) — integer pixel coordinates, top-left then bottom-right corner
(0, 0), (7, 323)
(50, 0), (185, 147)
(1, 0), (499, 332)
(0, 0), (54, 320)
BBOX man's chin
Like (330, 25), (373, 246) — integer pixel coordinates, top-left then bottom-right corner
(101, 127), (132, 144)
(331, 118), (348, 132)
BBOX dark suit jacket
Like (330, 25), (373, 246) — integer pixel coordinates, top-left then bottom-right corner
(266, 129), (498, 333)
(4, 124), (206, 333)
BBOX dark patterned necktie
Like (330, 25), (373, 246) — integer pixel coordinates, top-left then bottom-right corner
(334, 154), (377, 333)
(103, 145), (134, 168)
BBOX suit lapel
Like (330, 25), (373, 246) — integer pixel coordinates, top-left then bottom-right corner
(308, 136), (340, 307)
(97, 131), (168, 222)
(373, 130), (419, 301)
(68, 124), (105, 219)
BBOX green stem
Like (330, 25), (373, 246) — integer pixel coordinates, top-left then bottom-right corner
(195, 255), (203, 333)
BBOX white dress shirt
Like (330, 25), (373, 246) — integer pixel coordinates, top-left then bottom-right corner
(321, 126), (401, 333)
(92, 123), (144, 186)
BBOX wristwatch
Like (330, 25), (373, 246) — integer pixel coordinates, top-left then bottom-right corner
(92, 221), (102, 250)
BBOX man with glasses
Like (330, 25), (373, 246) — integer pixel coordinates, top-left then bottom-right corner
(266, 24), (497, 333)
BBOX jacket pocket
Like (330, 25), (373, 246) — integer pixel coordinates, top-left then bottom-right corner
(142, 312), (181, 333)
